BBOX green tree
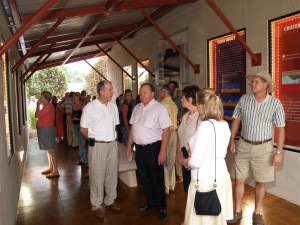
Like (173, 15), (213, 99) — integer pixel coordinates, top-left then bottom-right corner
(26, 67), (68, 99)
(84, 57), (107, 97)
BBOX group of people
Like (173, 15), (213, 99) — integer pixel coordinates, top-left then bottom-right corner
(35, 70), (285, 225)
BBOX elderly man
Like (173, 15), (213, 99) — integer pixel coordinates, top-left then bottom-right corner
(228, 71), (285, 225)
(126, 83), (171, 221)
(159, 84), (178, 195)
(80, 81), (121, 219)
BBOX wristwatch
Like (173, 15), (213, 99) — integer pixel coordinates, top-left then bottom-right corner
(275, 150), (282, 154)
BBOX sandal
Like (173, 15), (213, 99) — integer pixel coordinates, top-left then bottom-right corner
(46, 173), (60, 178)
(41, 169), (52, 175)
(227, 210), (243, 223)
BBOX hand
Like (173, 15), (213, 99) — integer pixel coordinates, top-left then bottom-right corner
(126, 146), (133, 157)
(228, 140), (236, 153)
(158, 151), (166, 165)
(272, 153), (282, 166)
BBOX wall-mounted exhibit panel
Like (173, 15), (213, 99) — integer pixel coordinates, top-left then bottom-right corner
(270, 12), (300, 151)
(208, 30), (246, 129)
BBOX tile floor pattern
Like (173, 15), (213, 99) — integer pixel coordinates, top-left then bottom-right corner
(16, 138), (300, 225)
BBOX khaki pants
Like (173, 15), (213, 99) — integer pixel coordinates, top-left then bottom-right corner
(66, 116), (78, 147)
(164, 131), (177, 193)
(89, 141), (118, 210)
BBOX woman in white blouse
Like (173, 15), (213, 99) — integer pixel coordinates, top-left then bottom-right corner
(178, 88), (233, 225)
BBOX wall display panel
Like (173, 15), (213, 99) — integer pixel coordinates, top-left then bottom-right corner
(270, 12), (300, 150)
(1, 40), (14, 159)
(208, 30), (246, 128)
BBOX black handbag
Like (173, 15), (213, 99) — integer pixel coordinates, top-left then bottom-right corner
(194, 120), (221, 216)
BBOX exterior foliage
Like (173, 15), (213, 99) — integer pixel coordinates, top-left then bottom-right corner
(26, 67), (68, 99)
(84, 57), (107, 97)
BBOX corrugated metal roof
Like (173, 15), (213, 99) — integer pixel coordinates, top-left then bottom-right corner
(1, 0), (197, 76)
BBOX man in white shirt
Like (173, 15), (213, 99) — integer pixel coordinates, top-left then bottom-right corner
(80, 81), (121, 219)
(126, 83), (172, 221)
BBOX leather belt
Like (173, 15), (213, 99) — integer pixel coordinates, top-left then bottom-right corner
(135, 140), (161, 148)
(95, 140), (113, 144)
(241, 137), (272, 145)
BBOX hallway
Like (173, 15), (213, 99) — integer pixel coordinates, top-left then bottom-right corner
(16, 138), (300, 225)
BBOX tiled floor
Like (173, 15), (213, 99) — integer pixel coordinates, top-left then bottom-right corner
(16, 137), (300, 225)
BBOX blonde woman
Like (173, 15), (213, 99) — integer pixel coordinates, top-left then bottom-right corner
(178, 88), (233, 225)
(36, 91), (60, 178)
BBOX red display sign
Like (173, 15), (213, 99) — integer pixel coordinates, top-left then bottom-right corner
(271, 12), (300, 149)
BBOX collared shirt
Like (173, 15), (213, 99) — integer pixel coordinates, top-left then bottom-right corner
(232, 93), (285, 142)
(80, 99), (119, 141)
(130, 98), (172, 145)
(161, 96), (178, 131)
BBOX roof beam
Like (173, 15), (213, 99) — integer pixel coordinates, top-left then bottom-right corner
(0, 0), (57, 57)
(21, 4), (107, 22)
(206, 0), (261, 66)
(38, 51), (107, 70)
(97, 44), (135, 80)
(21, 0), (196, 23)
(110, 33), (155, 77)
(141, 8), (200, 74)
(13, 18), (64, 72)
(25, 23), (140, 48)
(115, 0), (196, 10)
(83, 58), (108, 81)
(62, 0), (124, 65)
(29, 34), (133, 58)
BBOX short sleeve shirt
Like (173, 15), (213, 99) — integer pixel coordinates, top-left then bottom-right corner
(232, 93), (285, 142)
(80, 99), (119, 141)
(130, 99), (172, 145)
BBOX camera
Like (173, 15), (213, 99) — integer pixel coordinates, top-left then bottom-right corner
(89, 138), (95, 147)
(181, 146), (189, 159)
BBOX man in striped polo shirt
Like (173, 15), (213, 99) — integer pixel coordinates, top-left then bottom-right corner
(228, 71), (285, 225)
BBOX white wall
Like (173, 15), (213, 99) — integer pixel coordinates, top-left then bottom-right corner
(107, 0), (300, 205)
(0, 5), (28, 225)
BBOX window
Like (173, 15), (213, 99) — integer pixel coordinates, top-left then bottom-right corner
(137, 60), (150, 90)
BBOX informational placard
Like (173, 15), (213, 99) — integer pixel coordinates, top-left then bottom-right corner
(208, 30), (246, 128)
(270, 12), (300, 150)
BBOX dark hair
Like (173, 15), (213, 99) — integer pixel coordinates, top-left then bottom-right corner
(140, 83), (155, 92)
(182, 85), (200, 106)
(162, 84), (172, 96)
(169, 80), (179, 89)
(124, 89), (132, 95)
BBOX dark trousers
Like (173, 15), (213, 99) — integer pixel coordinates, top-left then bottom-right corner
(135, 141), (166, 210)
(182, 165), (191, 192)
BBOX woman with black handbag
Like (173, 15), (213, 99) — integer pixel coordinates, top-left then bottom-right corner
(178, 88), (233, 225)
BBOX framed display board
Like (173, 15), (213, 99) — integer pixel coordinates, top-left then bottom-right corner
(270, 11), (300, 151)
(208, 30), (246, 129)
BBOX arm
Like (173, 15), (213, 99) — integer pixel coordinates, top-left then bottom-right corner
(228, 118), (241, 153)
(126, 126), (134, 157)
(80, 127), (89, 140)
(121, 104), (130, 132)
(158, 127), (170, 165)
(272, 126), (285, 166)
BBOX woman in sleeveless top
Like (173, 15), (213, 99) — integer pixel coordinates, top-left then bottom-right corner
(71, 93), (88, 167)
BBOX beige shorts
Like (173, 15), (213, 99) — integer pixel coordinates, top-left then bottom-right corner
(234, 139), (275, 182)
